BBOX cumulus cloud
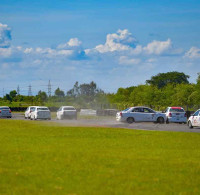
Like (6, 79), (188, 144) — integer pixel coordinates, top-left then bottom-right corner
(57, 38), (82, 49)
(143, 39), (172, 55)
(185, 47), (200, 59)
(23, 37), (86, 60)
(94, 29), (137, 53)
(0, 23), (12, 48)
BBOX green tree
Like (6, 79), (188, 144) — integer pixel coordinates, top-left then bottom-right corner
(146, 71), (190, 88)
(9, 90), (17, 100)
(55, 88), (65, 97)
(37, 91), (48, 102)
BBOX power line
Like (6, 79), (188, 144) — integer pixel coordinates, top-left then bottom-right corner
(17, 85), (20, 95)
(28, 85), (32, 96)
(48, 80), (51, 97)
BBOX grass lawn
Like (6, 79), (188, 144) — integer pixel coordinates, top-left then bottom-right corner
(0, 120), (200, 194)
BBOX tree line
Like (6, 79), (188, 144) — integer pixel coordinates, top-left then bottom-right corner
(0, 81), (110, 109)
(109, 72), (200, 111)
(0, 71), (200, 111)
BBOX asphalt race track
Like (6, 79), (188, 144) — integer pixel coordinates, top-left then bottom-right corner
(7, 113), (200, 133)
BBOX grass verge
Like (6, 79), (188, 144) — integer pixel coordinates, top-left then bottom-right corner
(0, 120), (200, 194)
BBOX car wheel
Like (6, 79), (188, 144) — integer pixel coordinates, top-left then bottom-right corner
(157, 117), (164, 124)
(127, 117), (134, 124)
(188, 121), (193, 129)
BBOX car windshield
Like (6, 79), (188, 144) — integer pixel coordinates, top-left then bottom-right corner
(37, 108), (49, 111)
(170, 108), (184, 112)
(123, 108), (130, 111)
(64, 107), (75, 110)
(0, 107), (9, 110)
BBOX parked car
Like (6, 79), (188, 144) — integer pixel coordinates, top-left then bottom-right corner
(165, 107), (187, 124)
(0, 106), (12, 118)
(24, 106), (35, 119)
(30, 106), (51, 120)
(188, 109), (200, 128)
(57, 106), (77, 120)
(116, 106), (166, 124)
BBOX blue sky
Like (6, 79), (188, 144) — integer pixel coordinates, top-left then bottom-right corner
(0, 0), (200, 95)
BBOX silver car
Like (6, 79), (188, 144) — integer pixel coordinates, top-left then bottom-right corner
(0, 106), (12, 118)
(116, 106), (166, 124)
(57, 106), (77, 120)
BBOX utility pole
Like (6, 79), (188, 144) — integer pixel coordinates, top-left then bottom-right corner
(48, 80), (51, 97)
(17, 85), (20, 95)
(3, 88), (4, 97)
(28, 85), (32, 96)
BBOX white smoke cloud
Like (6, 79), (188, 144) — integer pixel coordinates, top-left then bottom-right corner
(0, 23), (12, 48)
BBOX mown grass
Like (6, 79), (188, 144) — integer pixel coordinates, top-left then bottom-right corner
(0, 120), (200, 194)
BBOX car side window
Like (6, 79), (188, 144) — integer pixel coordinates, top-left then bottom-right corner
(194, 110), (200, 116)
(143, 108), (151, 113)
(132, 108), (141, 112)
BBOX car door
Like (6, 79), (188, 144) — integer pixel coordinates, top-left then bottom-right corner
(143, 108), (156, 121)
(192, 110), (200, 126)
(130, 108), (144, 121)
(57, 107), (62, 118)
(197, 111), (200, 126)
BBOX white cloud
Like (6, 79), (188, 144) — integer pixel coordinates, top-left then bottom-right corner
(0, 47), (12, 57)
(185, 47), (200, 59)
(146, 58), (157, 63)
(143, 39), (172, 55)
(0, 23), (12, 48)
(57, 38), (82, 49)
(24, 48), (33, 54)
(68, 38), (82, 47)
(119, 56), (141, 65)
(95, 29), (137, 53)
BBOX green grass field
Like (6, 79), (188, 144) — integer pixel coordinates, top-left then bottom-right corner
(0, 120), (200, 194)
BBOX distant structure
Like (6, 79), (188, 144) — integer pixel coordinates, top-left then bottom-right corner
(17, 85), (20, 95)
(28, 85), (32, 96)
(48, 80), (51, 97)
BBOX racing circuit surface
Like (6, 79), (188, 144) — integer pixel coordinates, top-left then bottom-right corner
(9, 113), (200, 133)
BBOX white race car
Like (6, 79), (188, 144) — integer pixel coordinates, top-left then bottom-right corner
(24, 106), (35, 119)
(30, 106), (51, 120)
(188, 109), (200, 129)
(116, 106), (166, 124)
(165, 107), (187, 124)
(57, 106), (77, 120)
